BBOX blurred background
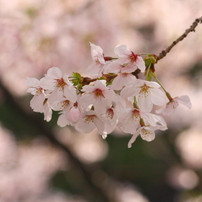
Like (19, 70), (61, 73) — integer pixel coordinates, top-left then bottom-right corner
(0, 0), (202, 201)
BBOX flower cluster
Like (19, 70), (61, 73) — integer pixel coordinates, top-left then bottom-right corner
(27, 43), (192, 148)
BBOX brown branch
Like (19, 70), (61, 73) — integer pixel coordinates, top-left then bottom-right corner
(156, 16), (202, 62)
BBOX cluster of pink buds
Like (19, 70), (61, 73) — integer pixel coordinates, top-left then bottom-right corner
(27, 43), (192, 148)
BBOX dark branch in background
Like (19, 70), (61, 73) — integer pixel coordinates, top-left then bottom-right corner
(0, 79), (111, 202)
(156, 16), (202, 62)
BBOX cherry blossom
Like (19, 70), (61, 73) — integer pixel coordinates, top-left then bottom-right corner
(156, 95), (192, 116)
(128, 124), (167, 148)
(109, 73), (137, 90)
(41, 67), (76, 104)
(26, 43), (192, 148)
(26, 78), (52, 121)
(86, 43), (106, 77)
(100, 106), (119, 135)
(74, 110), (107, 137)
(118, 108), (142, 134)
(121, 79), (166, 112)
(78, 80), (118, 115)
(51, 98), (77, 127)
(109, 44), (146, 73)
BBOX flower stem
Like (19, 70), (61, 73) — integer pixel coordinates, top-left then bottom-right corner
(153, 74), (172, 101)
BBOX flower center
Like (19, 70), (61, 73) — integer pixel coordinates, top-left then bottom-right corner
(139, 83), (150, 97)
(141, 128), (152, 139)
(106, 108), (114, 119)
(132, 109), (140, 120)
(171, 100), (179, 109)
(93, 88), (104, 99)
(121, 73), (129, 77)
(61, 100), (70, 110)
(129, 52), (138, 62)
(85, 115), (96, 123)
(56, 78), (66, 89)
(36, 87), (43, 95)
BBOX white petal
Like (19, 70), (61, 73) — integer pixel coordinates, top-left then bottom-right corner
(94, 117), (106, 135)
(75, 117), (95, 133)
(30, 94), (45, 112)
(94, 80), (107, 88)
(40, 76), (55, 90)
(120, 63), (138, 73)
(110, 74), (136, 91)
(27, 87), (37, 95)
(152, 114), (167, 127)
(43, 102), (52, 122)
(78, 94), (93, 110)
(57, 113), (69, 127)
(176, 95), (192, 109)
(156, 102), (176, 116)
(48, 88), (63, 104)
(103, 89), (118, 101)
(128, 130), (140, 148)
(90, 43), (105, 64)
(114, 44), (131, 57)
(94, 98), (108, 115)
(120, 84), (139, 98)
(64, 86), (77, 103)
(109, 75), (124, 90)
(86, 62), (104, 77)
(104, 61), (122, 74)
(145, 81), (161, 88)
(46, 67), (63, 79)
(135, 56), (146, 72)
(26, 77), (40, 87)
(67, 107), (80, 123)
(137, 96), (153, 112)
(118, 109), (140, 134)
(150, 89), (166, 106)
(140, 128), (155, 142)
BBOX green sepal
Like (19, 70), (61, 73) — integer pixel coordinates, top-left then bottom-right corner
(145, 65), (154, 81)
(70, 72), (82, 86)
(144, 54), (156, 81)
(77, 83), (83, 90)
(144, 54), (157, 68)
(72, 72), (82, 78)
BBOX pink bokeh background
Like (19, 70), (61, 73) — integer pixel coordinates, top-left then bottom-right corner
(0, 0), (202, 201)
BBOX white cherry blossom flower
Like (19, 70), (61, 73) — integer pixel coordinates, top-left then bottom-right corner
(86, 43), (106, 77)
(121, 79), (166, 112)
(51, 98), (73, 127)
(26, 77), (52, 121)
(109, 73), (137, 90)
(128, 124), (167, 148)
(118, 108), (141, 134)
(108, 44), (146, 73)
(41, 67), (77, 104)
(79, 80), (118, 115)
(74, 110), (107, 137)
(57, 106), (80, 127)
(50, 83), (78, 127)
(26, 78), (43, 95)
(101, 106), (119, 135)
(143, 113), (167, 128)
(156, 95), (192, 116)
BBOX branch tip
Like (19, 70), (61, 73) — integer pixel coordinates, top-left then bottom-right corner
(156, 16), (202, 62)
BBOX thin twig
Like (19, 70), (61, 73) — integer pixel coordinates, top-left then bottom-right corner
(156, 16), (202, 62)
